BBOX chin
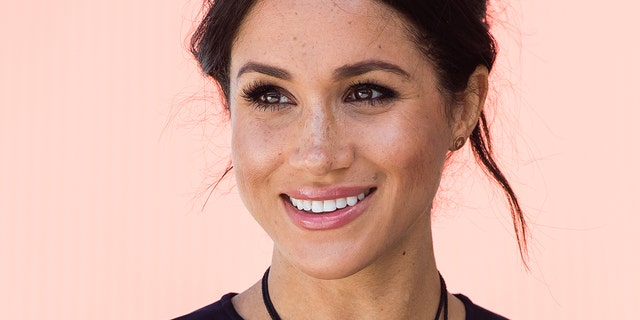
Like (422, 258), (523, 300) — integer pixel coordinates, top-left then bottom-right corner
(293, 259), (370, 281)
(276, 237), (381, 281)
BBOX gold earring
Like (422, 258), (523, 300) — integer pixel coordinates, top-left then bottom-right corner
(452, 136), (466, 151)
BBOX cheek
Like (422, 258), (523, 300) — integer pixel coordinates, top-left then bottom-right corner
(362, 111), (450, 178)
(230, 115), (284, 203)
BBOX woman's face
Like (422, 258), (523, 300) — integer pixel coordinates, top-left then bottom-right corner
(229, 0), (460, 279)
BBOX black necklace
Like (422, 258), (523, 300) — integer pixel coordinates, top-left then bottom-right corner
(261, 267), (448, 320)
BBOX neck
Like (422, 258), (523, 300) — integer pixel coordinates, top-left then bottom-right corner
(267, 215), (443, 320)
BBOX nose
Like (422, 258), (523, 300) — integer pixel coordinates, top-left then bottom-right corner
(289, 108), (354, 176)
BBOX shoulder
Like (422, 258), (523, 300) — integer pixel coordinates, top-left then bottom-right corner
(172, 293), (244, 320)
(454, 294), (510, 320)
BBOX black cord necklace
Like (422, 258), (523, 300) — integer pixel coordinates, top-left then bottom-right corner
(261, 267), (448, 320)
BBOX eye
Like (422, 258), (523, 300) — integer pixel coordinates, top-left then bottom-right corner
(345, 82), (396, 105)
(241, 82), (295, 111)
(259, 90), (291, 104)
(352, 87), (382, 100)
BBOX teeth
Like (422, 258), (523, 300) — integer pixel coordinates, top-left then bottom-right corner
(311, 200), (323, 213)
(289, 189), (372, 214)
(323, 200), (337, 212)
(303, 200), (312, 211)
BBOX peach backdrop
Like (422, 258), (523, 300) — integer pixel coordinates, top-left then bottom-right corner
(1, 1), (638, 319)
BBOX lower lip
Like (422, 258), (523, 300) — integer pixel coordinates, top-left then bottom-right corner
(283, 192), (374, 230)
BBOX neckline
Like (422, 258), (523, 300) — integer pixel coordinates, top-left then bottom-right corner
(219, 292), (478, 320)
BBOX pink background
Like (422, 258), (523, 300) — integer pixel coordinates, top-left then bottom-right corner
(1, 1), (638, 319)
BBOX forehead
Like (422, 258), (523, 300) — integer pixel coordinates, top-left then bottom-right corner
(230, 0), (426, 80)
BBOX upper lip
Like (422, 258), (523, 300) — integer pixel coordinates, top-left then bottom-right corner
(282, 186), (376, 200)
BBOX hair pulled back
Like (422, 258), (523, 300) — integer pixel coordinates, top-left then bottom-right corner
(190, 0), (528, 264)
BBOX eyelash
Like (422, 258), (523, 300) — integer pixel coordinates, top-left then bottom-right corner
(240, 81), (293, 112)
(240, 80), (398, 111)
(344, 80), (397, 106)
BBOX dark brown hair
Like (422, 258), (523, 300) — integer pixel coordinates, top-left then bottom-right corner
(190, 0), (528, 265)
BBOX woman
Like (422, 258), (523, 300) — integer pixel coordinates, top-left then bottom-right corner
(175, 0), (527, 319)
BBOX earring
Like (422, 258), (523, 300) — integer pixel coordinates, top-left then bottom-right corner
(452, 136), (466, 151)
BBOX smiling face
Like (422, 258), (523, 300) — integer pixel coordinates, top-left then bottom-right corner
(228, 0), (463, 279)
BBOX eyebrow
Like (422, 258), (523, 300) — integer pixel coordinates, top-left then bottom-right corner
(236, 62), (291, 80)
(333, 60), (411, 80)
(235, 59), (411, 81)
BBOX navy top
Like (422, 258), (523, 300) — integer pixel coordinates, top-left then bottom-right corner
(173, 293), (509, 319)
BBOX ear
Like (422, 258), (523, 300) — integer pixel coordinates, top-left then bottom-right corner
(449, 65), (489, 151)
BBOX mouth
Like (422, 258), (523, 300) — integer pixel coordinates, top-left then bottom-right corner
(285, 188), (376, 214)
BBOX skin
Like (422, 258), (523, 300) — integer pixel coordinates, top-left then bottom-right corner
(226, 0), (488, 319)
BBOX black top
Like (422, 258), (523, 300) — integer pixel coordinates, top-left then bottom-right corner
(173, 293), (509, 320)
